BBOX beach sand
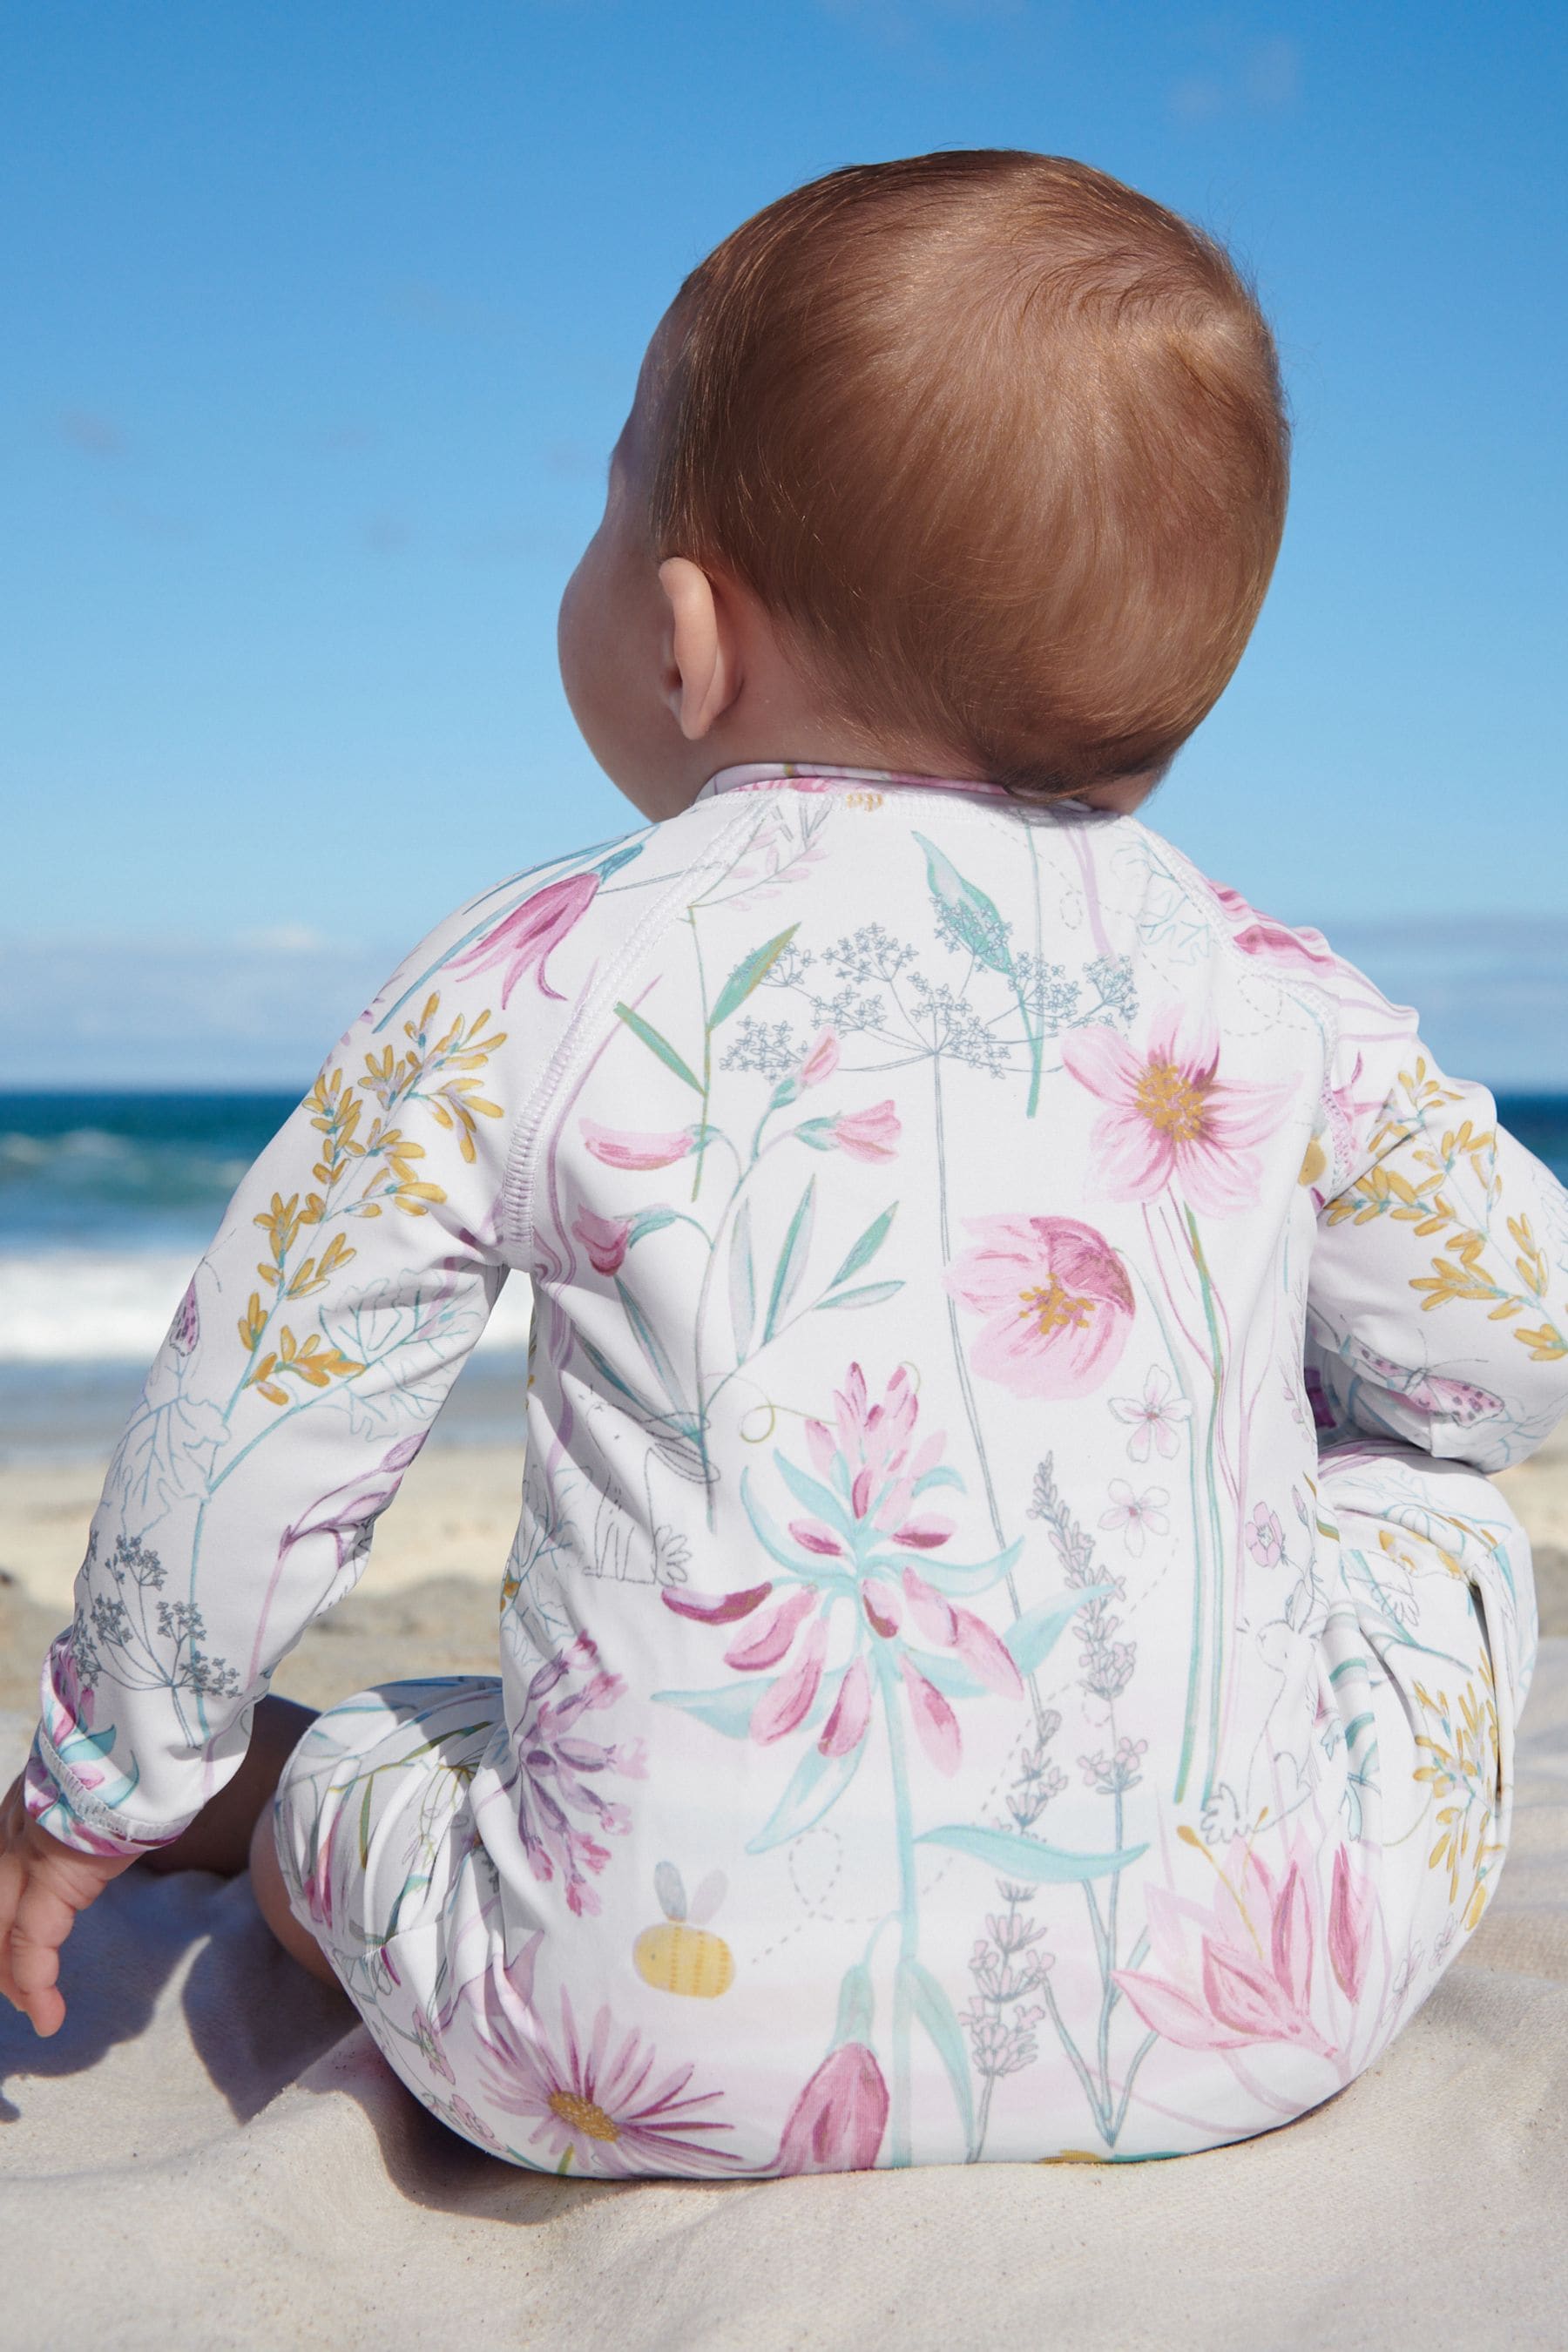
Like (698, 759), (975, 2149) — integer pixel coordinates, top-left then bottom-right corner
(3, 1418), (1566, 1717)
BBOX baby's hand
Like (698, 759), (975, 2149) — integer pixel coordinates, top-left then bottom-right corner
(0, 1774), (135, 2037)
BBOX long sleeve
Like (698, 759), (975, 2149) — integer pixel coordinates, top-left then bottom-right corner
(1306, 993), (1568, 1473)
(24, 902), (528, 1855)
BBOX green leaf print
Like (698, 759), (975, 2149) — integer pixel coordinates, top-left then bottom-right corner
(747, 1732), (868, 1853)
(652, 1680), (775, 1738)
(1005, 1586), (1114, 1675)
(916, 1823), (1144, 1881)
(707, 925), (801, 1030)
(911, 1650), (991, 1700)
(765, 1177), (817, 1342)
(614, 1002), (704, 1094)
(826, 1204), (897, 1291)
(901, 1538), (1022, 1598)
(614, 1277), (686, 1408)
(904, 1957), (976, 2153)
(833, 1962), (875, 2048)
(578, 1333), (663, 1419)
(728, 1199), (757, 1357)
(816, 1281), (904, 1311)
(912, 832), (1012, 975)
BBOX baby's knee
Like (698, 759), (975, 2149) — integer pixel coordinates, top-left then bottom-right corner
(249, 1808), (340, 1989)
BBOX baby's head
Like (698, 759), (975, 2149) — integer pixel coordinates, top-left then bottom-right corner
(559, 150), (1288, 818)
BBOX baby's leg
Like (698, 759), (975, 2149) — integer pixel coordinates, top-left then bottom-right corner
(249, 1805), (339, 1985)
(141, 1695), (318, 1878)
(1320, 1439), (1538, 2016)
(267, 1678), (504, 2012)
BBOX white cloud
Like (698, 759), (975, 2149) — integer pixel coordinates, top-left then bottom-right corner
(1322, 916), (1568, 1091)
(0, 931), (397, 1088)
(3, 916), (1564, 1094)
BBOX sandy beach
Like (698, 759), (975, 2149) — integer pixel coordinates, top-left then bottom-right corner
(3, 1413), (1566, 1719)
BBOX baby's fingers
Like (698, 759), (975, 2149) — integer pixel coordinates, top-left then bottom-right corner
(0, 1845), (25, 2011)
(8, 1876), (77, 2038)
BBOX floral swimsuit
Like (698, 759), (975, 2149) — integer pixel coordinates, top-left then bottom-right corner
(27, 766), (1566, 2173)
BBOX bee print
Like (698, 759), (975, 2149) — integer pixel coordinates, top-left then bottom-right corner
(632, 1862), (735, 1998)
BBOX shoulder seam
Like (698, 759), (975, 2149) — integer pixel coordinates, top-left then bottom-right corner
(500, 801), (765, 1263)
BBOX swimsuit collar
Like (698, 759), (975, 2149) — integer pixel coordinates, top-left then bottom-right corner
(699, 760), (1015, 804)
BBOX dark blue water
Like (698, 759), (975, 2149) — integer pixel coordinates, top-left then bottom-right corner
(0, 1090), (296, 1251)
(4, 1086), (1566, 1256)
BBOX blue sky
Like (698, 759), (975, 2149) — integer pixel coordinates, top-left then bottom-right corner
(5, 0), (1566, 1086)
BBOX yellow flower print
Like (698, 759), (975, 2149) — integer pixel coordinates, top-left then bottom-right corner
(233, 989), (506, 1397)
(1412, 1659), (1504, 1931)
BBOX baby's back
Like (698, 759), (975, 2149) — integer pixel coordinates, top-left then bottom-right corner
(488, 767), (1353, 2156)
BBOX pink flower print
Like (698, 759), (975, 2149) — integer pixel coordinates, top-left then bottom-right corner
(278, 1433), (426, 1571)
(662, 1581), (773, 1625)
(800, 1101), (902, 1161)
(445, 2094), (506, 2154)
(413, 2004), (456, 2085)
(580, 1120), (695, 1171)
(1109, 1366), (1193, 1462)
(295, 1804), (343, 1940)
(1098, 1480), (1168, 1558)
(572, 1206), (632, 1275)
(902, 1567), (1023, 1699)
(449, 869), (599, 1006)
(1208, 881), (1337, 977)
(1061, 1005), (1295, 1217)
(818, 1656), (873, 1758)
(1245, 1504), (1285, 1568)
(772, 2044), (889, 2174)
(1114, 1834), (1335, 2058)
(511, 1633), (645, 1916)
(945, 1215), (1135, 1401)
(802, 1363), (947, 1551)
(468, 1947), (740, 2177)
(750, 1618), (829, 1743)
(695, 1366), (1017, 1791)
(798, 1029), (841, 1088)
(1328, 1847), (1375, 2003)
(899, 1654), (962, 1774)
(724, 1587), (818, 1671)
(828, 1102), (900, 1162)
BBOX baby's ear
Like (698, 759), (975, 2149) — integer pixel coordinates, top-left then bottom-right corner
(659, 558), (743, 740)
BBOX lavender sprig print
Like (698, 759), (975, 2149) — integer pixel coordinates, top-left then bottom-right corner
(970, 1455), (1159, 2153)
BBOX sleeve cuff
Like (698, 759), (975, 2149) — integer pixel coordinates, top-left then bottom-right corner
(23, 1729), (191, 1858)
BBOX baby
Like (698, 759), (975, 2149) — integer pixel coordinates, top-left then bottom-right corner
(4, 150), (1565, 2173)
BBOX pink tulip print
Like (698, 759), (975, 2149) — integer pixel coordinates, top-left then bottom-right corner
(579, 1120), (696, 1171)
(571, 1206), (632, 1274)
(1207, 881), (1339, 977)
(448, 869), (601, 1006)
(946, 1215), (1135, 1400)
(771, 2043), (889, 2173)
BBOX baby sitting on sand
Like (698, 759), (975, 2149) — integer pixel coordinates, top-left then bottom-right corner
(4, 151), (1566, 2173)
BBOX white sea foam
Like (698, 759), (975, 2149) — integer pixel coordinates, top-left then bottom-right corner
(0, 1250), (535, 1364)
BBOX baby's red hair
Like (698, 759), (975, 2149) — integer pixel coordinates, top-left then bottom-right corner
(646, 150), (1289, 797)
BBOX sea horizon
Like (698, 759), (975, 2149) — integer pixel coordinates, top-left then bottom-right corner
(4, 1083), (1566, 1462)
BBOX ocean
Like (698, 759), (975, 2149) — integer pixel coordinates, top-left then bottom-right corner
(0, 1091), (534, 1459)
(3, 1087), (1566, 1459)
